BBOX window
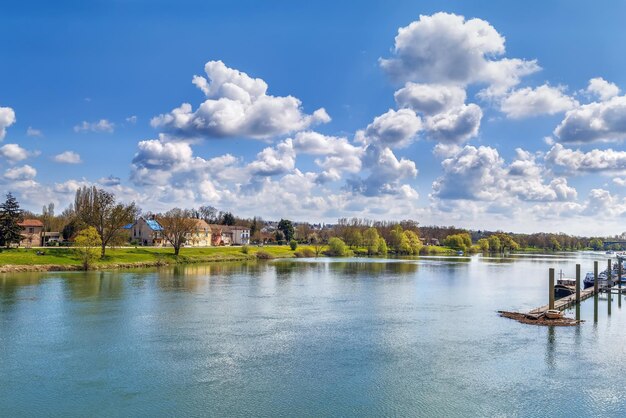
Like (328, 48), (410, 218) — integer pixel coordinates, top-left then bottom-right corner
(28, 227), (34, 233)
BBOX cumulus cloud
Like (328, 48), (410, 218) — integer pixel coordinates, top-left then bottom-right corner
(424, 104), (482, 143)
(53, 151), (82, 164)
(432, 145), (576, 202)
(554, 95), (626, 143)
(379, 12), (539, 96)
(74, 119), (115, 133)
(152, 60), (330, 139)
(355, 108), (422, 148)
(348, 145), (418, 197)
(546, 143), (626, 173)
(98, 175), (122, 186)
(394, 83), (466, 114)
(586, 77), (620, 101)
(0, 144), (32, 162)
(292, 131), (363, 182)
(247, 139), (296, 176)
(500, 84), (578, 119)
(4, 165), (36, 181)
(0, 106), (16, 140)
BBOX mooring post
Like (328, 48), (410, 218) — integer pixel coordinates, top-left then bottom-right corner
(619, 259), (623, 308)
(594, 261), (599, 323)
(608, 259), (612, 289)
(576, 264), (581, 304)
(549, 268), (555, 310)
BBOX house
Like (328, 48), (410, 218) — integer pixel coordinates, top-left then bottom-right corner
(209, 224), (250, 245)
(18, 219), (44, 247)
(43, 232), (61, 245)
(184, 219), (212, 247)
(127, 217), (165, 246)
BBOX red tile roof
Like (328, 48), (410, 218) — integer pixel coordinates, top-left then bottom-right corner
(18, 219), (44, 227)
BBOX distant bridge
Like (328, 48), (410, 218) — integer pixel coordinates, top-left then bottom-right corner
(603, 240), (626, 246)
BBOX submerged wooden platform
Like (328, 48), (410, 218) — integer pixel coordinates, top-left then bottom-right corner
(528, 286), (597, 315)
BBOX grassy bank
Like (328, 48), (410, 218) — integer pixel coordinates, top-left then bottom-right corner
(0, 245), (310, 272)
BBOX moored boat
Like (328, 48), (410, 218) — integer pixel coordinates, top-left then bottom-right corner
(545, 309), (563, 319)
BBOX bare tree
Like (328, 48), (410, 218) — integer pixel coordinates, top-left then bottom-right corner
(74, 186), (139, 258)
(158, 208), (197, 256)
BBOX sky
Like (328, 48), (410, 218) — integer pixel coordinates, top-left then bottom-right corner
(2, 0), (626, 235)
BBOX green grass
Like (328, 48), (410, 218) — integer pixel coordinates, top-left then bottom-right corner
(0, 245), (315, 269)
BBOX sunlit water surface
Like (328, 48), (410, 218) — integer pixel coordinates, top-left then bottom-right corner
(2, 253), (626, 416)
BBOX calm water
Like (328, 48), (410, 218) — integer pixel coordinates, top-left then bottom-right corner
(1, 253), (626, 417)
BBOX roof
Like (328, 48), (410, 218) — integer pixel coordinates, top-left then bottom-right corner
(145, 219), (163, 231)
(123, 223), (134, 230)
(193, 219), (210, 230)
(18, 219), (44, 227)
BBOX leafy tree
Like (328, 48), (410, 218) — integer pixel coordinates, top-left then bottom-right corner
(326, 237), (350, 256)
(363, 227), (380, 255)
(404, 230), (423, 255)
(377, 237), (388, 255)
(250, 216), (260, 241)
(74, 226), (102, 270)
(389, 225), (410, 254)
(494, 233), (520, 252)
(278, 219), (295, 242)
(0, 192), (23, 248)
(158, 208), (198, 256)
(345, 228), (363, 249)
(487, 235), (501, 253)
(74, 186), (138, 258)
(589, 238), (604, 251)
(444, 233), (472, 252)
(289, 239), (298, 251)
(62, 219), (79, 241)
(477, 238), (490, 252)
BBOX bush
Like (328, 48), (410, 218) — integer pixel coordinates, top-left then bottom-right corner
(241, 245), (250, 254)
(325, 237), (352, 257)
(294, 248), (315, 258)
(289, 239), (298, 251)
(255, 250), (274, 260)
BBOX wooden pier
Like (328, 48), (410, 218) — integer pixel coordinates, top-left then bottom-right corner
(500, 260), (624, 326)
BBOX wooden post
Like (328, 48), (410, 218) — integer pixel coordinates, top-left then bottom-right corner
(594, 261), (598, 323)
(576, 263), (581, 304)
(549, 268), (555, 310)
(619, 259), (623, 308)
(608, 259), (612, 288)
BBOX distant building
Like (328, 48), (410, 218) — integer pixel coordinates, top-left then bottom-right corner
(185, 219), (212, 247)
(209, 224), (250, 245)
(18, 219), (44, 247)
(43, 232), (61, 245)
(126, 217), (165, 246)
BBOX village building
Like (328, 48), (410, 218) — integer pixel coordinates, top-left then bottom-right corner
(127, 217), (165, 246)
(18, 219), (44, 247)
(184, 219), (212, 247)
(209, 224), (250, 245)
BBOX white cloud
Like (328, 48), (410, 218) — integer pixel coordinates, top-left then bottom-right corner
(152, 60), (330, 139)
(586, 77), (620, 101)
(500, 84), (578, 119)
(98, 175), (121, 186)
(126, 115), (138, 124)
(355, 108), (422, 148)
(0, 144), (31, 162)
(53, 151), (82, 164)
(74, 119), (115, 133)
(424, 104), (482, 143)
(554, 95), (626, 143)
(0, 106), (16, 140)
(394, 83), (466, 115)
(379, 12), (539, 96)
(247, 139), (296, 176)
(432, 145), (576, 202)
(26, 127), (42, 137)
(546, 143), (626, 173)
(4, 165), (36, 181)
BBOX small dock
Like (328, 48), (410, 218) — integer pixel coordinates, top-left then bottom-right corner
(501, 259), (625, 326)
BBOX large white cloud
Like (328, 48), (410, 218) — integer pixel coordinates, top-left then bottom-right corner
(53, 151), (82, 164)
(355, 108), (422, 148)
(0, 144), (31, 162)
(152, 60), (330, 139)
(379, 12), (539, 96)
(546, 143), (626, 172)
(554, 95), (626, 143)
(432, 145), (576, 202)
(247, 139), (296, 176)
(4, 165), (36, 181)
(500, 84), (578, 119)
(424, 104), (482, 143)
(0, 107), (16, 140)
(586, 77), (620, 101)
(394, 83), (466, 115)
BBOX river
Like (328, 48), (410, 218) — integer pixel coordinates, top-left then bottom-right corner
(1, 253), (626, 416)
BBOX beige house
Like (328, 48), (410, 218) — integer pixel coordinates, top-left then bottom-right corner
(185, 219), (212, 247)
(18, 219), (44, 247)
(209, 224), (250, 245)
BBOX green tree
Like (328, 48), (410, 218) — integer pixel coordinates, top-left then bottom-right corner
(0, 192), (23, 248)
(389, 225), (411, 254)
(289, 239), (298, 251)
(345, 228), (363, 249)
(444, 233), (472, 252)
(589, 238), (603, 251)
(326, 237), (350, 256)
(377, 237), (388, 255)
(74, 186), (138, 258)
(221, 212), (235, 225)
(363, 227), (380, 255)
(74, 226), (102, 270)
(487, 235), (501, 253)
(404, 230), (423, 255)
(477, 238), (490, 252)
(278, 219), (295, 242)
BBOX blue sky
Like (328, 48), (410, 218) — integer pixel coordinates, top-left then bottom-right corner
(2, 0), (626, 234)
